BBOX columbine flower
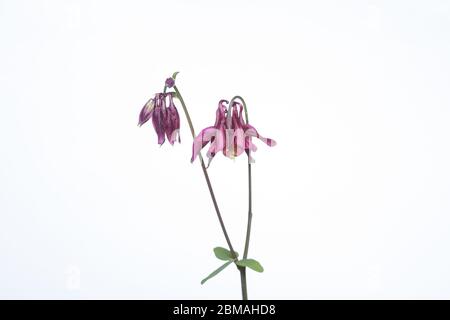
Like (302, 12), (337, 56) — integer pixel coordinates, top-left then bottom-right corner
(191, 100), (276, 165)
(138, 92), (180, 145)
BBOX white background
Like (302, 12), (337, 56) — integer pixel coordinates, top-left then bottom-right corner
(1, 0), (450, 299)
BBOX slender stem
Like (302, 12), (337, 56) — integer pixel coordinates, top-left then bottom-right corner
(237, 163), (252, 301)
(199, 158), (237, 257)
(173, 86), (195, 138)
(243, 163), (252, 259)
(234, 96), (252, 259)
(173, 85), (237, 259)
(239, 267), (248, 299)
(226, 96), (253, 300)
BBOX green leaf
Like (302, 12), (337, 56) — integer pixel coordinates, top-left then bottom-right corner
(235, 259), (264, 273)
(201, 261), (233, 285)
(213, 247), (238, 261)
(172, 71), (179, 79)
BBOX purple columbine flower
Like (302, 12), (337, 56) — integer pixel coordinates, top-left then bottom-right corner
(191, 100), (276, 165)
(138, 92), (180, 145)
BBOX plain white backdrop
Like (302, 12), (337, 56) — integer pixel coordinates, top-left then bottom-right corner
(1, 0), (450, 299)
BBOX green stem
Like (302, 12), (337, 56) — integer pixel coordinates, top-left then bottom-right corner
(244, 163), (252, 259)
(173, 85), (238, 259)
(227, 96), (252, 300)
(239, 267), (248, 299)
(231, 96), (252, 258)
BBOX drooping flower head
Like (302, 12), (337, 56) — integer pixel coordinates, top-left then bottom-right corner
(138, 92), (180, 145)
(191, 100), (276, 166)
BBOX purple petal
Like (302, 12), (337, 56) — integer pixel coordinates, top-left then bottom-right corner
(167, 95), (181, 144)
(138, 98), (154, 126)
(214, 100), (228, 127)
(206, 128), (226, 162)
(165, 104), (181, 145)
(244, 124), (277, 147)
(232, 127), (246, 157)
(152, 106), (166, 145)
(231, 102), (244, 130)
(191, 127), (218, 162)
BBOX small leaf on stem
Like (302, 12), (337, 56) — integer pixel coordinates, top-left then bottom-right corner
(235, 259), (264, 273)
(200, 261), (233, 285)
(213, 247), (238, 261)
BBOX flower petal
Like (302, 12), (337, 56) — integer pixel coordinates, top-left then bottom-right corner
(165, 96), (181, 145)
(138, 98), (154, 126)
(214, 100), (228, 127)
(230, 127), (246, 158)
(152, 105), (166, 145)
(191, 127), (218, 162)
(206, 127), (226, 162)
(244, 124), (277, 147)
